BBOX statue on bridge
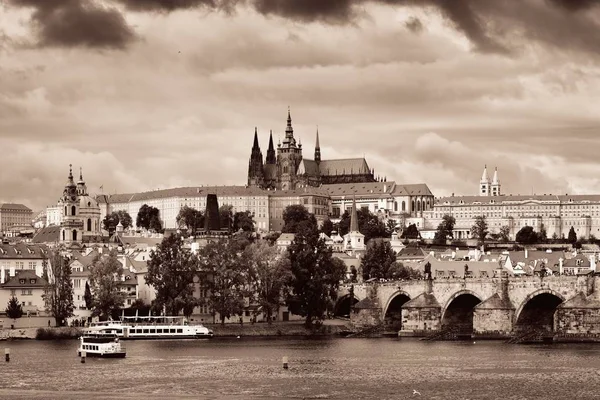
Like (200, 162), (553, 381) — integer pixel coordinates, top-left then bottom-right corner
(424, 262), (432, 280)
(464, 264), (469, 279)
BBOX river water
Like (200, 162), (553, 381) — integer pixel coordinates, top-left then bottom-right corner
(1, 337), (599, 400)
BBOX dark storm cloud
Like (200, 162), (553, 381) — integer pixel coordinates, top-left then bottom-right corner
(548, 0), (599, 12)
(405, 16), (423, 33)
(114, 0), (224, 12)
(8, 0), (136, 49)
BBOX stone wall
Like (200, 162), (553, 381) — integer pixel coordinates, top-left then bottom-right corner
(555, 308), (600, 334)
(473, 309), (514, 336)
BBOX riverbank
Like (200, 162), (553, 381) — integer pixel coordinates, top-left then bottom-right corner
(0, 321), (353, 341)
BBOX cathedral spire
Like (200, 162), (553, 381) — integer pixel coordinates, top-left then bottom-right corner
(66, 164), (75, 187)
(266, 130), (276, 164)
(314, 126), (321, 163)
(492, 167), (499, 184)
(252, 127), (260, 149)
(285, 106), (294, 139)
(481, 164), (490, 183)
(78, 167), (84, 182)
(350, 195), (359, 232)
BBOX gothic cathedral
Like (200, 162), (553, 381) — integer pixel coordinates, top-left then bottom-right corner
(247, 109), (376, 190)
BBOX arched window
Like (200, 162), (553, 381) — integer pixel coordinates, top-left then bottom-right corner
(417, 201), (421, 212)
(87, 219), (92, 231)
(72, 230), (77, 241)
(71, 206), (76, 216)
(62, 230), (65, 241)
(411, 200), (415, 212)
(402, 201), (406, 211)
(64, 206), (67, 216)
(283, 166), (289, 174)
(394, 201), (398, 212)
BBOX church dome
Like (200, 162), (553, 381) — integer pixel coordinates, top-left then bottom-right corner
(79, 195), (99, 209)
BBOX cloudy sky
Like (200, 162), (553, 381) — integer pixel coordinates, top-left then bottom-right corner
(1, 0), (599, 213)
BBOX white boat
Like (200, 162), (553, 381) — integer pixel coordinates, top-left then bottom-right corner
(77, 334), (126, 358)
(84, 316), (214, 340)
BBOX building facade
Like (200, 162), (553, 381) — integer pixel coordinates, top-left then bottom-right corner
(247, 109), (377, 191)
(0, 203), (33, 233)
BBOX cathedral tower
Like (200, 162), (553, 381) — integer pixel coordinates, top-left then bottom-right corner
(266, 130), (276, 165)
(479, 165), (491, 196)
(247, 128), (264, 187)
(491, 167), (501, 196)
(314, 127), (321, 164)
(277, 108), (303, 190)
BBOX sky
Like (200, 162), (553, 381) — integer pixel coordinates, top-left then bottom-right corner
(1, 0), (600, 213)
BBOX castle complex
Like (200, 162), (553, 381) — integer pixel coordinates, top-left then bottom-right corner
(247, 109), (376, 190)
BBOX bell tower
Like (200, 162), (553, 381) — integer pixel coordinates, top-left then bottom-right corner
(60, 164), (83, 243)
(247, 127), (264, 187)
(277, 107), (303, 190)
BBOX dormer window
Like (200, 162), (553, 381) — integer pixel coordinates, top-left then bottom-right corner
(30, 279), (36, 284)
(19, 279), (25, 284)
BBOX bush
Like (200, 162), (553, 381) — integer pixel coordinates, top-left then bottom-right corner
(35, 327), (82, 340)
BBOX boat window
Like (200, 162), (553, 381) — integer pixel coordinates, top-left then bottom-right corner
(156, 329), (162, 334)
(143, 329), (149, 334)
(170, 329), (176, 333)
(150, 329), (156, 334)
(177, 329), (183, 334)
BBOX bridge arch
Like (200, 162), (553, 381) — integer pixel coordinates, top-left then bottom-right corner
(382, 291), (411, 332)
(441, 290), (482, 333)
(514, 289), (565, 332)
(334, 294), (360, 318)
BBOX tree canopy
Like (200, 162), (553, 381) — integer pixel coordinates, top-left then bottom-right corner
(286, 222), (345, 327)
(5, 296), (23, 320)
(433, 215), (456, 245)
(233, 211), (255, 232)
(568, 226), (577, 244)
(88, 250), (126, 320)
(147, 233), (199, 316)
(43, 250), (74, 327)
(319, 218), (335, 236)
(470, 215), (489, 245)
(176, 206), (205, 234)
(137, 204), (163, 232)
(282, 204), (317, 234)
(219, 204), (234, 231)
(337, 208), (387, 242)
(244, 241), (291, 323)
(103, 210), (133, 234)
(515, 226), (538, 244)
(198, 239), (247, 325)
(401, 223), (420, 239)
(360, 239), (397, 280)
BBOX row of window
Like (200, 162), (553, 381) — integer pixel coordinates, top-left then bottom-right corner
(130, 328), (183, 334)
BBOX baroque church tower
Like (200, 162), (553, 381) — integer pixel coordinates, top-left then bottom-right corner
(247, 128), (264, 187)
(60, 164), (83, 243)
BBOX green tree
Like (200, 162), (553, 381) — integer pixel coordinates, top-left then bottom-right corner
(387, 262), (423, 280)
(319, 218), (334, 236)
(263, 232), (281, 245)
(43, 250), (75, 327)
(244, 241), (291, 324)
(84, 281), (93, 310)
(433, 215), (456, 245)
(401, 223), (420, 239)
(147, 233), (199, 316)
(103, 210), (133, 234)
(198, 239), (247, 325)
(176, 206), (204, 234)
(282, 204), (317, 234)
(219, 204), (234, 232)
(5, 296), (23, 321)
(360, 240), (396, 280)
(470, 215), (489, 245)
(338, 208), (387, 242)
(286, 222), (346, 327)
(499, 225), (511, 242)
(233, 211), (255, 232)
(137, 204), (162, 232)
(568, 226), (577, 244)
(89, 251), (126, 320)
(516, 226), (538, 244)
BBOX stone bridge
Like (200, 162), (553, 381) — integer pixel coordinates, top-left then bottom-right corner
(335, 273), (600, 338)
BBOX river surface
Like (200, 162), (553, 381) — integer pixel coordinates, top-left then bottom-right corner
(1, 337), (599, 400)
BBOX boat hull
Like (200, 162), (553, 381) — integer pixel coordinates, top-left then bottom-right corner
(78, 351), (126, 358)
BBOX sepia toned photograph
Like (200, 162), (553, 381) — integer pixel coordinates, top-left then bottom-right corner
(1, 1), (600, 399)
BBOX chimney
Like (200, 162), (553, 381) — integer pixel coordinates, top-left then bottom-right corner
(525, 248), (528, 259)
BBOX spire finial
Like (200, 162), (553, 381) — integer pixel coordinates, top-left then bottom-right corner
(79, 167), (83, 181)
(69, 164), (73, 177)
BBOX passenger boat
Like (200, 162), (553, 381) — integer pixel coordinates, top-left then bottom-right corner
(84, 316), (214, 340)
(77, 334), (126, 358)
